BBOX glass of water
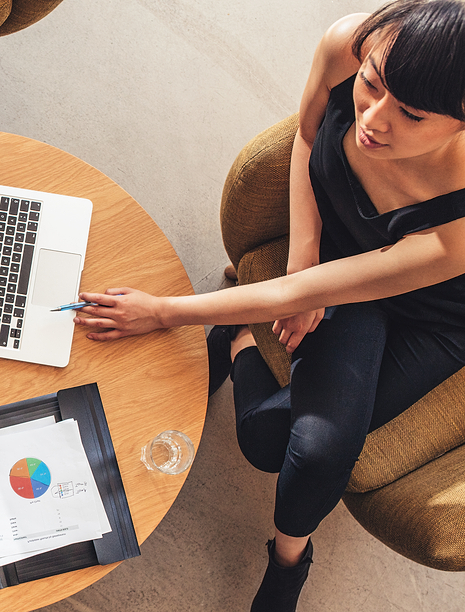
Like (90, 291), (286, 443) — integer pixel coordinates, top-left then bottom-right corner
(141, 430), (195, 475)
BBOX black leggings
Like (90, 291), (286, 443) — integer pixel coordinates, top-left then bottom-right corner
(230, 302), (465, 537)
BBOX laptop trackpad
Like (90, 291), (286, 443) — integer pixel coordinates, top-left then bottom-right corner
(32, 249), (82, 308)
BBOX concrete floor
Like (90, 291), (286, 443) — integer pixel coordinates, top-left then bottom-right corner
(0, 0), (463, 609)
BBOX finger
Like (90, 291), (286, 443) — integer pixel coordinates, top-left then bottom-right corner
(79, 303), (117, 317)
(278, 328), (292, 346)
(86, 329), (125, 342)
(285, 331), (305, 354)
(105, 287), (131, 296)
(272, 320), (282, 335)
(74, 315), (118, 329)
(78, 292), (119, 307)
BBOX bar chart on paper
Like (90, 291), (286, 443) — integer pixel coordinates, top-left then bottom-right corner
(9, 458), (51, 500)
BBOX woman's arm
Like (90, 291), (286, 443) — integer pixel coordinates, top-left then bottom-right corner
(273, 13), (367, 351)
(75, 217), (465, 341)
(287, 14), (366, 273)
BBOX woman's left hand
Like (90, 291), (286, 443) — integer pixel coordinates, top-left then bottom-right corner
(272, 308), (325, 354)
(73, 287), (164, 341)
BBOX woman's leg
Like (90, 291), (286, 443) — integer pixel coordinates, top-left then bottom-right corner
(231, 343), (292, 473)
(274, 312), (465, 544)
(370, 319), (465, 430)
(274, 302), (390, 538)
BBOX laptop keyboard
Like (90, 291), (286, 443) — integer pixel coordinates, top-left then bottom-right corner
(0, 196), (40, 350)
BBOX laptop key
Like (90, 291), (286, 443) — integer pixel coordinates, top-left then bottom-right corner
(9, 199), (19, 215)
(17, 244), (34, 296)
(0, 324), (9, 346)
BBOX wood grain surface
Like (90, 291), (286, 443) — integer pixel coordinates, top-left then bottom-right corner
(0, 133), (208, 611)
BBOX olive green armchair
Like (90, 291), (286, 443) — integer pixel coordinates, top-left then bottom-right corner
(220, 113), (465, 571)
(0, 0), (63, 36)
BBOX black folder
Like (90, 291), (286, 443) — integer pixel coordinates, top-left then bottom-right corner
(0, 383), (140, 588)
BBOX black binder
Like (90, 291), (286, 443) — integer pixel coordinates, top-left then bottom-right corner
(0, 383), (140, 587)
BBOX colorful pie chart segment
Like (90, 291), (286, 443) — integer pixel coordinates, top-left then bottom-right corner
(9, 458), (51, 499)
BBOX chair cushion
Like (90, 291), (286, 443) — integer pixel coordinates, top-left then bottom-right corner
(343, 443), (465, 571)
(348, 364), (465, 492)
(0, 0), (63, 36)
(0, 1), (11, 27)
(221, 114), (298, 270)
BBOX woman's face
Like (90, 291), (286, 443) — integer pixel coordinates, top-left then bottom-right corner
(353, 45), (465, 162)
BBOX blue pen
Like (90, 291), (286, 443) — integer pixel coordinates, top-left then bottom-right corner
(50, 301), (97, 312)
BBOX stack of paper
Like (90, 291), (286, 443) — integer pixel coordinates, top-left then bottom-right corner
(0, 417), (111, 565)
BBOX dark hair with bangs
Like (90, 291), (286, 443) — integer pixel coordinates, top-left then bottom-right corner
(352, 0), (465, 120)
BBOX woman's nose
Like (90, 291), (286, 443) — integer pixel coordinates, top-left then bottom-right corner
(361, 96), (390, 132)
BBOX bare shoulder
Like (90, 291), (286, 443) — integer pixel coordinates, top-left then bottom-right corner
(319, 13), (369, 89)
(299, 13), (369, 141)
(299, 13), (369, 146)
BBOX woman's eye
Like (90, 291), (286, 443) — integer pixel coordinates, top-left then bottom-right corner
(400, 107), (423, 122)
(360, 72), (376, 90)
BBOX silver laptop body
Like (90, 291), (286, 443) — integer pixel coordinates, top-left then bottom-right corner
(0, 185), (92, 367)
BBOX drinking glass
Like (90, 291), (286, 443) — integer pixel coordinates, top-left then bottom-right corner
(141, 430), (195, 475)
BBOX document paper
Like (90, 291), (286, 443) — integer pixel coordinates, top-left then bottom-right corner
(0, 418), (111, 565)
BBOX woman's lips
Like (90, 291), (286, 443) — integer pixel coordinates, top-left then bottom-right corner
(358, 127), (387, 149)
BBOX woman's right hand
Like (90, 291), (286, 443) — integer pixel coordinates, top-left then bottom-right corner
(73, 287), (165, 341)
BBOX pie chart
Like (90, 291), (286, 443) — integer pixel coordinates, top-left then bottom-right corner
(9, 457), (51, 499)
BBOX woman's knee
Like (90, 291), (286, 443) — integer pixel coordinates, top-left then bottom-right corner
(236, 411), (290, 473)
(287, 427), (359, 480)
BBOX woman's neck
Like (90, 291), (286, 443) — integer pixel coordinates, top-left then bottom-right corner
(343, 124), (465, 215)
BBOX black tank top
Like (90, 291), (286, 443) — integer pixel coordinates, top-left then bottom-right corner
(310, 74), (465, 329)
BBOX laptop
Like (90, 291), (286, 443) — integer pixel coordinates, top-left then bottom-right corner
(0, 185), (92, 368)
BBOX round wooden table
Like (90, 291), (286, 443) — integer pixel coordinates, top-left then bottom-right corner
(0, 133), (208, 611)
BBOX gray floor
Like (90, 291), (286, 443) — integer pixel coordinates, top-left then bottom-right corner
(1, 0), (463, 610)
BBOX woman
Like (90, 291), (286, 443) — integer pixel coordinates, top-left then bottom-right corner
(74, 1), (465, 610)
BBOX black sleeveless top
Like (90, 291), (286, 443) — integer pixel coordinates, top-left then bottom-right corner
(309, 74), (465, 329)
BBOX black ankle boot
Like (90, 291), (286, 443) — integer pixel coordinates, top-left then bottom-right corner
(251, 538), (313, 612)
(207, 325), (240, 396)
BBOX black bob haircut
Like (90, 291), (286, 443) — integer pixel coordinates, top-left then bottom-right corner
(352, 0), (465, 120)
